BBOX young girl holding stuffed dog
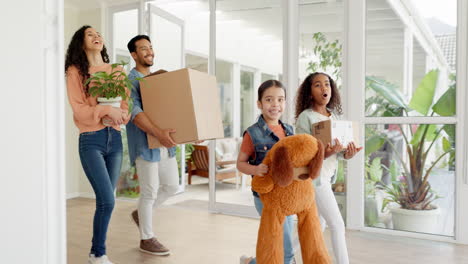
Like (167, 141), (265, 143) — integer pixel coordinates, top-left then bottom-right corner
(295, 72), (362, 264)
(237, 80), (295, 264)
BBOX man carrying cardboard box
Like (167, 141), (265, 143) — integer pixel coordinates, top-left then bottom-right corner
(125, 35), (178, 256)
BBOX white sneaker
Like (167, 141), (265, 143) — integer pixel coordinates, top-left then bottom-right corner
(88, 254), (114, 264)
(240, 255), (253, 264)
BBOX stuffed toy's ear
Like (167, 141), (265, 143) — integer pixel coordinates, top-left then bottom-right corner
(309, 140), (324, 180)
(272, 146), (294, 187)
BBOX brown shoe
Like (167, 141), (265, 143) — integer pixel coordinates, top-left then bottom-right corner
(139, 237), (170, 256)
(131, 210), (139, 227)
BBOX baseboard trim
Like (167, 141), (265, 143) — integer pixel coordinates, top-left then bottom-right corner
(78, 192), (96, 199)
(66, 192), (95, 200)
(66, 192), (80, 199)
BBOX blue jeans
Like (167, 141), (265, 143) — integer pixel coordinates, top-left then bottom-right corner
(79, 127), (123, 257)
(251, 195), (295, 264)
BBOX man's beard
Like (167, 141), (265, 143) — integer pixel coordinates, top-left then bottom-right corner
(139, 58), (153, 67)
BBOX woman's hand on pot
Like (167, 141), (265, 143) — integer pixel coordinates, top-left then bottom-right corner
(121, 109), (130, 123)
(108, 107), (124, 125)
(102, 116), (114, 126)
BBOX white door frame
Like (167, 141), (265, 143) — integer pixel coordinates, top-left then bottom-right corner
(207, 0), (257, 217)
(43, 0), (66, 262)
(456, 0), (468, 244)
(147, 3), (185, 69)
(106, 2), (141, 62)
(206, 0), (300, 218)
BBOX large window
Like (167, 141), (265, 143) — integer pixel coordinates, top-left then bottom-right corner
(365, 1), (455, 118)
(364, 123), (455, 236)
(364, 0), (456, 237)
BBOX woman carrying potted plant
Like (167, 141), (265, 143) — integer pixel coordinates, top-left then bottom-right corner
(65, 25), (130, 264)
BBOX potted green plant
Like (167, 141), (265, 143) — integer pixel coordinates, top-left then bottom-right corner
(307, 32), (342, 83)
(84, 62), (134, 126)
(366, 70), (455, 233)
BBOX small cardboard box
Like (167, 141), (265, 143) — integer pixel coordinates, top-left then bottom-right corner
(140, 68), (224, 149)
(311, 120), (359, 148)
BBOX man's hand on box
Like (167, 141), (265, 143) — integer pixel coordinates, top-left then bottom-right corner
(325, 138), (343, 159)
(344, 141), (362, 160)
(156, 128), (177, 148)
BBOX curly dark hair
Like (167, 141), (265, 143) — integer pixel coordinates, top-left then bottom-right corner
(64, 25), (109, 92)
(295, 72), (342, 119)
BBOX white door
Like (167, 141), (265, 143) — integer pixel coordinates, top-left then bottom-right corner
(147, 4), (187, 191)
(148, 4), (185, 72)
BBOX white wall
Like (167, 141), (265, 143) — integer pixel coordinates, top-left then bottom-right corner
(64, 6), (102, 198)
(1, 0), (64, 262)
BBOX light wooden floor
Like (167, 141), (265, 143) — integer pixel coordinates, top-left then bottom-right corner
(67, 198), (468, 264)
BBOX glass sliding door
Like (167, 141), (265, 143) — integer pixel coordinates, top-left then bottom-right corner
(240, 69), (255, 136)
(214, 0), (283, 217)
(108, 4), (140, 198)
(146, 1), (218, 210)
(148, 4), (184, 72)
(298, 0), (346, 221)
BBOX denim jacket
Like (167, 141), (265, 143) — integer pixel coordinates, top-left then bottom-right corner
(244, 115), (294, 196)
(126, 68), (176, 166)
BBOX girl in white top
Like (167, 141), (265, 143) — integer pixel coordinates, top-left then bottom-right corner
(295, 72), (362, 264)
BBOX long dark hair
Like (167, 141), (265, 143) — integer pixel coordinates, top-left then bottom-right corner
(295, 72), (342, 119)
(258, 80), (286, 101)
(64, 25), (109, 92)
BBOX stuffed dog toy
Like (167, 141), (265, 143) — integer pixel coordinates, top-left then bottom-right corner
(252, 134), (331, 264)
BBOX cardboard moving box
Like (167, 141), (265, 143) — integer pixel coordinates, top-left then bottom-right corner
(140, 68), (224, 149)
(311, 120), (359, 149)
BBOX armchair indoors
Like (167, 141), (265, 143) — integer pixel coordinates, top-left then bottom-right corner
(187, 138), (241, 187)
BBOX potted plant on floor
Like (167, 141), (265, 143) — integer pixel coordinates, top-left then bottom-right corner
(84, 62), (135, 126)
(366, 69), (455, 233)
